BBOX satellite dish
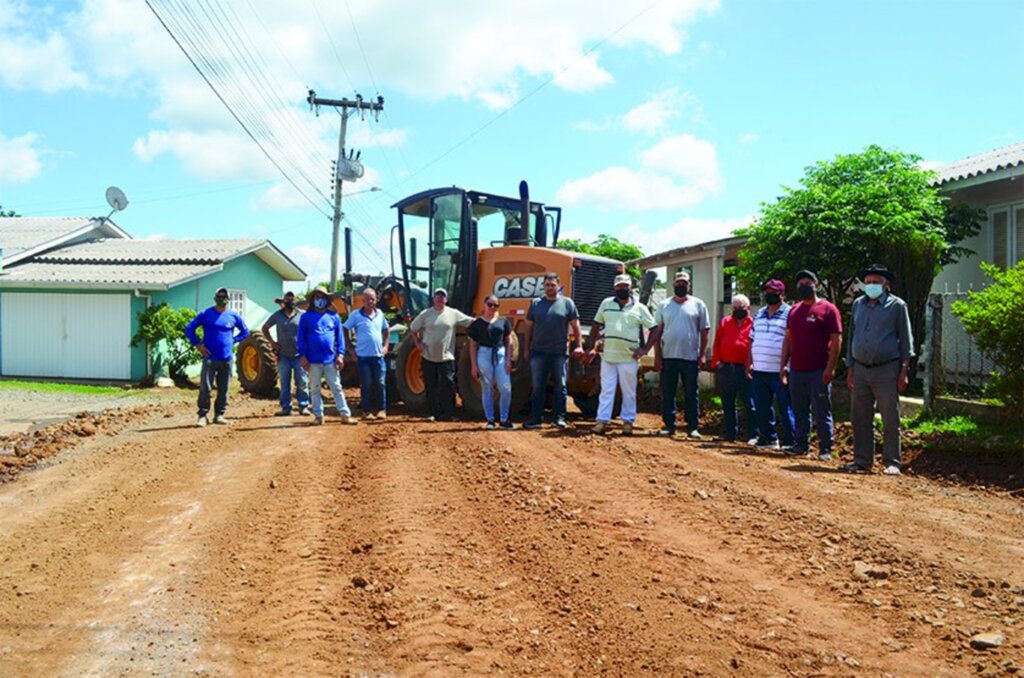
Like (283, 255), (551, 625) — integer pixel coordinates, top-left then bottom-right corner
(105, 186), (129, 212)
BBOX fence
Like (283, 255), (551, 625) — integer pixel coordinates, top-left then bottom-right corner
(922, 288), (999, 411)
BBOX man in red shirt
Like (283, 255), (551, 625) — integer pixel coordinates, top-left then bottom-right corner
(779, 270), (843, 460)
(711, 294), (757, 443)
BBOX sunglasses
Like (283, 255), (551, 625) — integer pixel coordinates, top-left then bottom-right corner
(485, 302), (499, 308)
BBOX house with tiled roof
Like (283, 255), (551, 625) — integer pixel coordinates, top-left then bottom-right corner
(931, 142), (1024, 293)
(0, 218), (305, 381)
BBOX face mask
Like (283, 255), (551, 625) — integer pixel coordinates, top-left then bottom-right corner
(764, 293), (781, 306)
(614, 288), (630, 300)
(864, 283), (884, 299)
(673, 284), (689, 297)
(732, 309), (748, 320)
(284, 300), (295, 310)
(215, 295), (229, 306)
(797, 284), (815, 300)
(313, 297), (327, 310)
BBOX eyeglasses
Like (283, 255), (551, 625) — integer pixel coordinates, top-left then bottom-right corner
(485, 302), (499, 308)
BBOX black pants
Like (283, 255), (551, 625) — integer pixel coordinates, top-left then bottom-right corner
(198, 359), (231, 417)
(422, 358), (456, 419)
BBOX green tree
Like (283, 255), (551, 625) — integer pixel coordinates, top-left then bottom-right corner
(737, 145), (982, 363)
(131, 303), (200, 381)
(951, 262), (1024, 415)
(557, 234), (644, 279)
(0, 204), (18, 217)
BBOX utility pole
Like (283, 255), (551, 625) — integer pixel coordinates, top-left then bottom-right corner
(306, 90), (384, 292)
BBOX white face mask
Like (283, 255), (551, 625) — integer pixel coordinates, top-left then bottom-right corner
(864, 283), (885, 299)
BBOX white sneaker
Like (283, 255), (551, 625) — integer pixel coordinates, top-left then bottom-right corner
(882, 464), (901, 476)
(196, 416), (208, 428)
(818, 452), (833, 461)
(756, 440), (780, 450)
(746, 437), (759, 446)
(688, 430), (702, 439)
(339, 415), (359, 426)
(376, 411), (387, 420)
(213, 414), (229, 425)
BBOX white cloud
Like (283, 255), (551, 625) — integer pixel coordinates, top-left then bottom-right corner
(252, 165), (382, 211)
(917, 159), (945, 172)
(287, 244), (329, 285)
(619, 216), (751, 255)
(0, 0), (88, 92)
(623, 89), (685, 135)
(0, 131), (43, 183)
(738, 132), (759, 144)
(347, 122), (408, 149)
(556, 134), (722, 210)
(133, 130), (280, 182)
(551, 52), (614, 92)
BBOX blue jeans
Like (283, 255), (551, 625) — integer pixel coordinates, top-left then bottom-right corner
(478, 346), (512, 423)
(789, 369), (833, 454)
(308, 362), (352, 418)
(717, 363), (756, 441)
(661, 359), (699, 432)
(277, 355), (309, 411)
(753, 371), (795, 446)
(529, 352), (567, 422)
(356, 356), (387, 413)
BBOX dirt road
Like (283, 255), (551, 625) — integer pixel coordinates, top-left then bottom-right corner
(1, 398), (1021, 676)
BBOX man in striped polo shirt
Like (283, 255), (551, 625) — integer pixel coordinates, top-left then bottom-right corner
(745, 279), (796, 450)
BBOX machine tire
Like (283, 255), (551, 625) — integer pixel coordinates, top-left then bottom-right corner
(237, 331), (278, 397)
(457, 349), (484, 418)
(394, 336), (427, 411)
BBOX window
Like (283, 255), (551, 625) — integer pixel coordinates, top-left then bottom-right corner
(226, 289), (247, 317)
(723, 258), (737, 303)
(989, 202), (1024, 268)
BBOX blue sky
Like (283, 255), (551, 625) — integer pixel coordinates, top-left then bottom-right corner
(1, 0), (1021, 285)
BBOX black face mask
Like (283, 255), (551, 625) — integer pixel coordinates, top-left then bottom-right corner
(283, 300), (295, 310)
(215, 295), (229, 306)
(764, 293), (781, 306)
(732, 309), (748, 320)
(673, 284), (690, 297)
(797, 284), (815, 300)
(614, 288), (630, 300)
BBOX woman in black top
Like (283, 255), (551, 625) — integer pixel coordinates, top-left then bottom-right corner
(468, 294), (515, 429)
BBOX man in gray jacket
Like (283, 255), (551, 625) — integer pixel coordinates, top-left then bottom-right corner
(844, 264), (914, 476)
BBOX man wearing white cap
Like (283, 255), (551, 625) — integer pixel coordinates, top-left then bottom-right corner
(409, 287), (474, 421)
(588, 274), (656, 435)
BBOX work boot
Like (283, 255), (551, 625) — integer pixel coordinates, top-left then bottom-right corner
(274, 409), (291, 417)
(339, 415), (359, 426)
(298, 406), (311, 416)
(312, 416), (324, 426)
(622, 422), (634, 436)
(592, 421), (607, 435)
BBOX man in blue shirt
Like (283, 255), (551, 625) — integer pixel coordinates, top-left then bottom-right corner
(185, 287), (250, 427)
(343, 287), (391, 419)
(298, 286), (358, 426)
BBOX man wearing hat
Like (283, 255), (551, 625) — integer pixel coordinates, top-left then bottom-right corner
(261, 291), (310, 416)
(779, 270), (842, 460)
(644, 270), (710, 438)
(746, 279), (796, 450)
(185, 286), (250, 426)
(409, 287), (474, 421)
(297, 286), (357, 426)
(587, 274), (657, 435)
(844, 264), (914, 475)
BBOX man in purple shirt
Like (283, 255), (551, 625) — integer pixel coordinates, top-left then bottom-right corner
(185, 287), (250, 427)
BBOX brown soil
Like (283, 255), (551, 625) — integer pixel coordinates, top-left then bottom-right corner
(0, 399), (1022, 676)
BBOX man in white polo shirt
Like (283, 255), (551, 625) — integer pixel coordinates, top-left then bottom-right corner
(587, 274), (657, 436)
(745, 278), (796, 450)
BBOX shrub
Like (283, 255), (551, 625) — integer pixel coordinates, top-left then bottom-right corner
(951, 262), (1024, 415)
(131, 303), (200, 380)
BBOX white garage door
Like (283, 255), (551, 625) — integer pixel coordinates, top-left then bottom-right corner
(1, 292), (131, 380)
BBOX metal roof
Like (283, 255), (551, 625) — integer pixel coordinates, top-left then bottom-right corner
(0, 236), (307, 289)
(931, 142), (1024, 186)
(627, 235), (748, 269)
(0, 217), (130, 266)
(0, 262), (220, 290)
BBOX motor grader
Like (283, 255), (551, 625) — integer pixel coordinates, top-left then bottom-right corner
(239, 181), (635, 418)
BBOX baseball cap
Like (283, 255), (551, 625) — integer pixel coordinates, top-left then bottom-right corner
(762, 279), (785, 293)
(613, 274), (632, 287)
(673, 271), (691, 282)
(433, 287), (448, 298)
(794, 270), (818, 284)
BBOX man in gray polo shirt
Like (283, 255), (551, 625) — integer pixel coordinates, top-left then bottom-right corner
(844, 264), (914, 476)
(643, 271), (710, 438)
(261, 291), (310, 416)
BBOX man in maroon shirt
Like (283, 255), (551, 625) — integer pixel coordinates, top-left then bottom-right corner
(711, 294), (757, 443)
(779, 270), (843, 460)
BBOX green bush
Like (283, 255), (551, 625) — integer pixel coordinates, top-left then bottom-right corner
(951, 262), (1024, 415)
(131, 303), (200, 380)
